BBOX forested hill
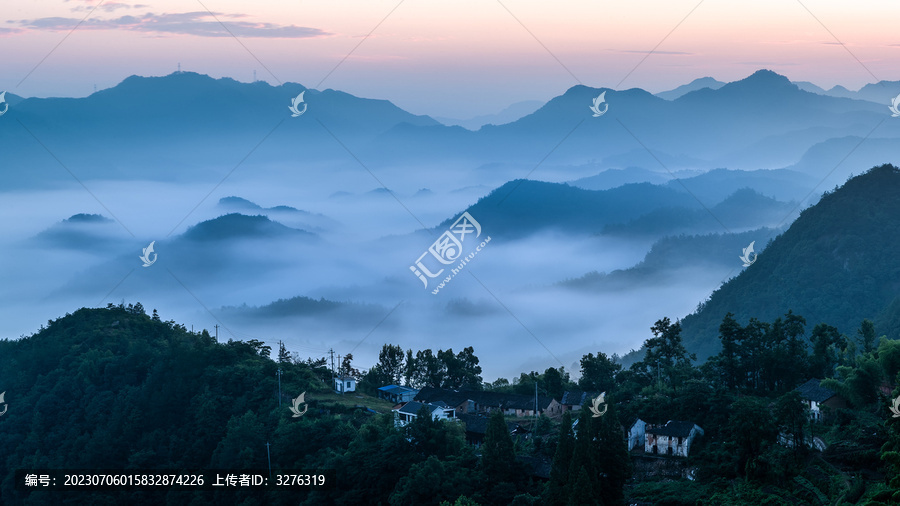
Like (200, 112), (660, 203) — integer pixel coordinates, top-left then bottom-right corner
(681, 164), (900, 359)
(0, 304), (331, 504)
(0, 304), (610, 505)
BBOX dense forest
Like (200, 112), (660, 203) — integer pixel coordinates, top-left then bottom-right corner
(680, 164), (900, 360)
(1, 303), (899, 505)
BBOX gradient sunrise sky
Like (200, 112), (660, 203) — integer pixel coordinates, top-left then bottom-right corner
(2, 0), (899, 117)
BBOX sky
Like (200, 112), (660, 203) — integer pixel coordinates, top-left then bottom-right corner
(2, 0), (900, 118)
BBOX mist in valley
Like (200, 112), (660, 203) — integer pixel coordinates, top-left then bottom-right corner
(0, 165), (763, 382)
(6, 67), (895, 382)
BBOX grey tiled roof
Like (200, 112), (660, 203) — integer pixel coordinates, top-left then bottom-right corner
(415, 386), (556, 411)
(796, 378), (835, 403)
(560, 391), (599, 406)
(646, 421), (698, 438)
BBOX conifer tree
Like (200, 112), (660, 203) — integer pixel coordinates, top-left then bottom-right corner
(481, 410), (517, 483)
(594, 403), (629, 506)
(545, 411), (574, 506)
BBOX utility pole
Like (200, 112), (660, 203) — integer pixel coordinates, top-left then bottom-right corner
(265, 442), (272, 480)
(534, 380), (538, 434)
(253, 70), (257, 82)
(329, 349), (335, 392)
(337, 355), (343, 394)
(214, 324), (219, 341)
(276, 368), (283, 406)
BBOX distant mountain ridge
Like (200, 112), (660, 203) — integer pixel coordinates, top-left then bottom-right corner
(437, 180), (702, 238)
(792, 79), (900, 104)
(655, 77), (725, 100)
(30, 213), (122, 251)
(0, 72), (441, 187)
(220, 295), (388, 324)
(434, 100), (544, 130)
(571, 167), (816, 203)
(602, 188), (796, 237)
(1, 69), (896, 190)
(182, 213), (316, 242)
(562, 229), (769, 290)
(42, 212), (321, 301)
(376, 69), (888, 175)
(217, 197), (339, 232)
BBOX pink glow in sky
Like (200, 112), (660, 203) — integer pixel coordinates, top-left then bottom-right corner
(2, 0), (899, 117)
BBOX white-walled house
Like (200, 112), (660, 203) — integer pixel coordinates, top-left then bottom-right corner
(333, 375), (356, 393)
(645, 421), (704, 457)
(625, 418), (647, 451)
(392, 401), (455, 427)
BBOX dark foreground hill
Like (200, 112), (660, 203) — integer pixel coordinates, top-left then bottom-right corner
(681, 164), (900, 359)
(0, 304), (332, 505)
(0, 305), (562, 505)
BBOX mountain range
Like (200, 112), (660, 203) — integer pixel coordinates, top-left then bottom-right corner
(434, 100), (544, 130)
(656, 75), (900, 105)
(2, 69), (898, 192)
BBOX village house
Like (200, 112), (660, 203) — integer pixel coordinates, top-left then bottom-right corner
(559, 391), (600, 412)
(333, 375), (356, 393)
(500, 395), (561, 418)
(645, 420), (704, 457)
(796, 378), (848, 422)
(391, 401), (455, 427)
(415, 386), (561, 418)
(377, 384), (419, 404)
(415, 387), (473, 414)
(624, 417), (647, 451)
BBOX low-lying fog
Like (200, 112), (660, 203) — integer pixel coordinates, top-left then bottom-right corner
(0, 164), (760, 382)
